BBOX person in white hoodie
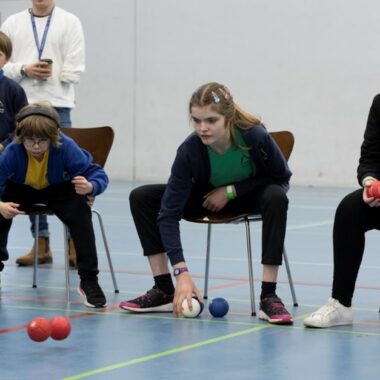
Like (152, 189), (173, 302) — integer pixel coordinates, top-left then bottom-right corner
(1, 0), (85, 267)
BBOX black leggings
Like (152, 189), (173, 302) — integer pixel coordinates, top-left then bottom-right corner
(130, 183), (288, 265)
(0, 181), (99, 279)
(332, 188), (380, 306)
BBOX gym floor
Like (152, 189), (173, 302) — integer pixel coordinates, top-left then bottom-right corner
(1, 181), (379, 380)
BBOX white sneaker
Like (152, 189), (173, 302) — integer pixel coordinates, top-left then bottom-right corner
(304, 298), (353, 328)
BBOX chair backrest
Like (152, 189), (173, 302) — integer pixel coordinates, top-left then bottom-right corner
(61, 126), (114, 167)
(270, 131), (294, 162)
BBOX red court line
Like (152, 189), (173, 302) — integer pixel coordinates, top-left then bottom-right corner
(0, 324), (28, 334)
(5, 264), (380, 289)
(0, 305), (120, 335)
(354, 320), (380, 327)
(89, 268), (380, 290)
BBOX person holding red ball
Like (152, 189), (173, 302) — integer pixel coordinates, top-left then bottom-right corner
(304, 94), (380, 328)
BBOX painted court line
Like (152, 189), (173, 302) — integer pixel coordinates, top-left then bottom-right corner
(62, 317), (380, 380)
(62, 324), (269, 380)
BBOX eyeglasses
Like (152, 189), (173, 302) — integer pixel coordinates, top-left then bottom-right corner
(23, 137), (50, 147)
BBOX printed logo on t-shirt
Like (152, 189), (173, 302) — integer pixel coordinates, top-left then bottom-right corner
(0, 100), (5, 114)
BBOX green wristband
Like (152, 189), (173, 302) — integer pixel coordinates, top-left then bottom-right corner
(226, 185), (235, 200)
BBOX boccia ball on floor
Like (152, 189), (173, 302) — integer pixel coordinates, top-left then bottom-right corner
(27, 317), (51, 342)
(50, 316), (71, 340)
(209, 297), (229, 318)
(182, 297), (204, 318)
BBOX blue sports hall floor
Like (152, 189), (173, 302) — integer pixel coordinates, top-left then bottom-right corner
(0, 181), (379, 380)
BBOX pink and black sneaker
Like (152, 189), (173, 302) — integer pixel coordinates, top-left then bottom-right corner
(119, 286), (173, 313)
(258, 295), (293, 325)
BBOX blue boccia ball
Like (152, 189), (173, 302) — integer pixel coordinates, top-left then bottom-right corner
(209, 297), (229, 317)
(199, 299), (205, 315)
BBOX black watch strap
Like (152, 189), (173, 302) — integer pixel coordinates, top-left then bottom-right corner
(20, 65), (27, 77)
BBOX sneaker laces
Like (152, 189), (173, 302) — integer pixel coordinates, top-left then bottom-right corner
(261, 296), (289, 315)
(82, 280), (104, 300)
(131, 287), (163, 305)
(313, 298), (340, 316)
(139, 289), (155, 302)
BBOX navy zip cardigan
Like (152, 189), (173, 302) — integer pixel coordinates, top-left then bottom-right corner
(157, 124), (292, 265)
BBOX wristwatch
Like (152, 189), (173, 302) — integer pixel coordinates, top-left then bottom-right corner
(173, 267), (189, 277)
(20, 65), (27, 77)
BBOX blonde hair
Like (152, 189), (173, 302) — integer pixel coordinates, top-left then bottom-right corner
(14, 103), (61, 147)
(189, 82), (261, 148)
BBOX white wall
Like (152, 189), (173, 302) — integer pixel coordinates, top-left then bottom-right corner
(1, 0), (380, 187)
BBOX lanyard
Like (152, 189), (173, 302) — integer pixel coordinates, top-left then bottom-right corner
(29, 7), (54, 60)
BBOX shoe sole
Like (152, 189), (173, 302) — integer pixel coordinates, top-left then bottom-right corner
(258, 310), (293, 325)
(304, 320), (353, 328)
(119, 303), (173, 313)
(16, 257), (53, 266)
(77, 287), (107, 308)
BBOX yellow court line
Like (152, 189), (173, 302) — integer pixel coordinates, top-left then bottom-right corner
(62, 324), (269, 380)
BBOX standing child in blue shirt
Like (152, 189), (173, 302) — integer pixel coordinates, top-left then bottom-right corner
(0, 31), (28, 153)
(0, 103), (108, 308)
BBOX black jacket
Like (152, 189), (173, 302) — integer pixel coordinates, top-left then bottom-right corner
(358, 94), (380, 185)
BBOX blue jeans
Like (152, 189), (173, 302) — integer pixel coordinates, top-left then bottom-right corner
(29, 107), (72, 237)
(55, 107), (72, 128)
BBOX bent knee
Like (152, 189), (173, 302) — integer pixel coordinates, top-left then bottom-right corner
(261, 185), (289, 209)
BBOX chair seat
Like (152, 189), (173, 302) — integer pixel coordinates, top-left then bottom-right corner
(184, 212), (251, 224)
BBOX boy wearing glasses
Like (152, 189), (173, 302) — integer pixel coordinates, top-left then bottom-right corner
(0, 103), (108, 308)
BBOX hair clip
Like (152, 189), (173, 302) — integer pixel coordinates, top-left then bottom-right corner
(211, 91), (220, 104)
(218, 87), (231, 100)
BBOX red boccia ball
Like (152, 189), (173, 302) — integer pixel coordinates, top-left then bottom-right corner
(27, 317), (51, 342)
(367, 181), (380, 199)
(50, 316), (71, 340)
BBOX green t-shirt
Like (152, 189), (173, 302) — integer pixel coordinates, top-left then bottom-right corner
(208, 130), (256, 187)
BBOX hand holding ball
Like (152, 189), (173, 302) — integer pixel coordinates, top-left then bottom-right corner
(182, 297), (203, 318)
(367, 181), (380, 198)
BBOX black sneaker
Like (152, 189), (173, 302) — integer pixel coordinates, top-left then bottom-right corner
(119, 286), (173, 312)
(78, 279), (107, 308)
(258, 295), (293, 325)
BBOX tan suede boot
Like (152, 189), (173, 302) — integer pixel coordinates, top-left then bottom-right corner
(68, 239), (77, 268)
(15, 237), (53, 266)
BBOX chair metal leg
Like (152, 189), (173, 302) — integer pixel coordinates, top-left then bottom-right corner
(63, 226), (70, 303)
(32, 215), (39, 288)
(203, 224), (212, 300)
(244, 218), (256, 316)
(92, 209), (119, 293)
(283, 246), (298, 306)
